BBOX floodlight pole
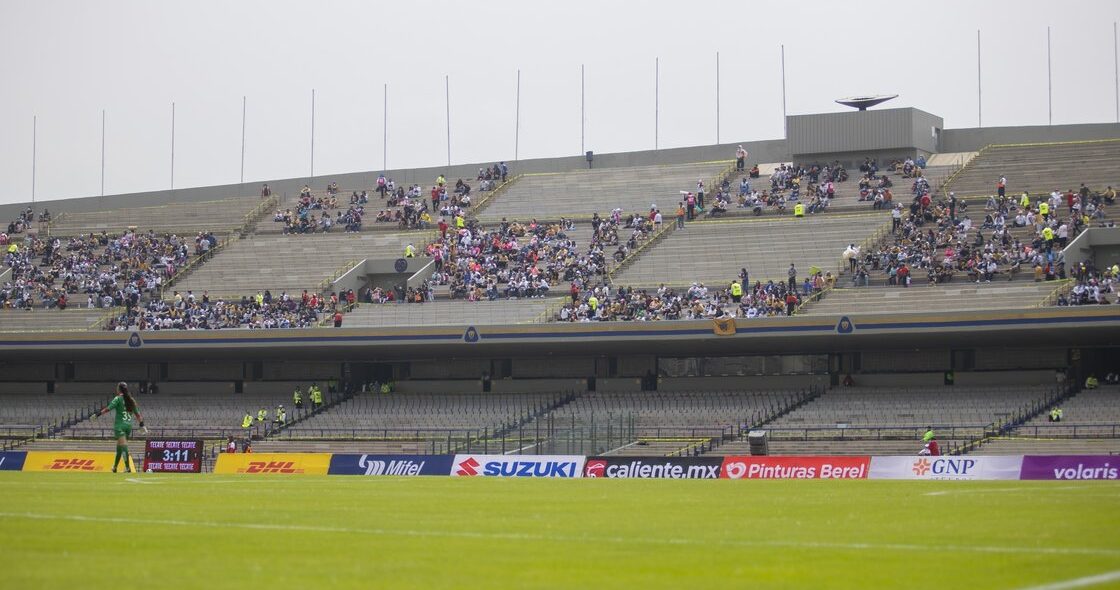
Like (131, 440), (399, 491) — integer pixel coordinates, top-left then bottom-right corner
(101, 109), (106, 197)
(780, 45), (788, 138)
(240, 96), (247, 186)
(515, 69), (521, 161)
(1047, 26), (1052, 126)
(655, 57), (659, 150)
(977, 30), (982, 128)
(31, 116), (36, 204)
(170, 101), (176, 190)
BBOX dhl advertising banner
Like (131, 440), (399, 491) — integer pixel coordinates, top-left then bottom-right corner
(720, 456), (870, 479)
(22, 451), (117, 473)
(214, 452), (331, 475)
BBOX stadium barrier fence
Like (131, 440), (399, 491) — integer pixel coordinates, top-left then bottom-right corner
(3, 451), (1118, 480)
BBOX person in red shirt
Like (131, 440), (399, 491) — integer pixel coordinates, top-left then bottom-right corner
(333, 311), (343, 328)
(921, 437), (941, 456)
(226, 436), (237, 453)
(438, 218), (448, 239)
(785, 292), (798, 316)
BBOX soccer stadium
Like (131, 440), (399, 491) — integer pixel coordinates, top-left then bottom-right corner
(2, 2), (1120, 589)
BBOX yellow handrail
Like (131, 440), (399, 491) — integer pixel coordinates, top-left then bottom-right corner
(1038, 278), (1074, 307)
(605, 220), (676, 284)
(317, 259), (360, 292)
(468, 174), (522, 215)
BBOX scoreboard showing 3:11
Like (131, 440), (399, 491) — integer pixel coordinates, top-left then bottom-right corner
(143, 439), (203, 473)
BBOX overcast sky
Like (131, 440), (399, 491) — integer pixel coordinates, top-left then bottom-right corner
(1, 0), (1118, 205)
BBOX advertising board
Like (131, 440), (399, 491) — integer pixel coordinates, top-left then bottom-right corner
(213, 452), (331, 475)
(450, 454), (585, 478)
(719, 456), (870, 479)
(1019, 455), (1119, 480)
(328, 454), (453, 476)
(583, 456), (723, 479)
(869, 456), (1022, 480)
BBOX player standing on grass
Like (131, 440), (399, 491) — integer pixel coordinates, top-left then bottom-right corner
(90, 382), (146, 473)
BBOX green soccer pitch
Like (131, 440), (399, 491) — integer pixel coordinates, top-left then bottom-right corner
(0, 473), (1117, 589)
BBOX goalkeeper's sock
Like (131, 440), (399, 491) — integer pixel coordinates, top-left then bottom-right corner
(122, 446), (131, 472)
(112, 446), (123, 471)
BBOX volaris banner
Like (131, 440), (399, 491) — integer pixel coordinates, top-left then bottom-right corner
(1020, 455), (1120, 480)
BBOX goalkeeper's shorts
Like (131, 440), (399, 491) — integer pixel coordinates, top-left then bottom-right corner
(113, 425), (133, 439)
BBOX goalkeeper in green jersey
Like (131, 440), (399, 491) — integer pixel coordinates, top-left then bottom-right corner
(90, 382), (146, 473)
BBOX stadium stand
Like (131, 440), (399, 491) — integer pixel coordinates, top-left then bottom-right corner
(0, 308), (110, 332)
(710, 385), (1063, 456)
(803, 282), (1060, 315)
(171, 232), (422, 298)
(475, 162), (730, 222)
(939, 140), (1120, 198)
(611, 214), (888, 287)
(44, 196), (273, 237)
(0, 393), (106, 438)
(342, 298), (561, 327)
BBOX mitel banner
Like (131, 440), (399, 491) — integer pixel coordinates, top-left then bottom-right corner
(869, 456), (1022, 480)
(451, 454), (585, 478)
(1020, 456), (1120, 480)
(328, 454), (454, 476)
(0, 451), (27, 471)
(584, 456), (723, 479)
(720, 456), (870, 479)
(214, 452), (331, 475)
(22, 451), (117, 473)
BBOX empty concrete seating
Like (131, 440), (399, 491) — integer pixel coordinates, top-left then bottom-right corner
(60, 392), (305, 439)
(0, 393), (107, 432)
(942, 140), (1120, 197)
(803, 282), (1059, 315)
(976, 438), (1120, 455)
(710, 438), (972, 456)
(476, 162), (730, 223)
(612, 213), (888, 286)
(548, 390), (799, 430)
(0, 308), (108, 332)
(173, 232), (421, 298)
(1014, 386), (1120, 437)
(767, 386), (1053, 437)
(47, 197), (266, 237)
(284, 393), (559, 435)
(342, 298), (561, 327)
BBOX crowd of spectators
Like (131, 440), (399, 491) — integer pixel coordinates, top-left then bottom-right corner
(852, 178), (1111, 288)
(1056, 262), (1117, 306)
(554, 275), (823, 322)
(3, 207), (49, 239)
(2, 229), (213, 310)
(103, 289), (336, 330)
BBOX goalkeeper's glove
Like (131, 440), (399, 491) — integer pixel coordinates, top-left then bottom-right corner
(90, 412), (99, 420)
(139, 421), (145, 428)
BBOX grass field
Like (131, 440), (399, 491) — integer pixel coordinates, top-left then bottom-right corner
(1, 473), (1118, 589)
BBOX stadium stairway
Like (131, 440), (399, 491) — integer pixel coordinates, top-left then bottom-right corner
(938, 139), (1120, 198)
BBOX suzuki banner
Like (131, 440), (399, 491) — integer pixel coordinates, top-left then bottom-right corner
(720, 456), (870, 479)
(22, 451), (117, 473)
(214, 452), (331, 475)
(451, 454), (585, 478)
(328, 454), (454, 476)
(584, 456), (723, 479)
(0, 451), (27, 471)
(1020, 456), (1120, 481)
(869, 455), (1022, 480)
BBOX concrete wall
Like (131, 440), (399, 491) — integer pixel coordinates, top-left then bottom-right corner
(1063, 227), (1120, 270)
(788, 108), (943, 155)
(327, 257), (433, 296)
(941, 123), (1120, 152)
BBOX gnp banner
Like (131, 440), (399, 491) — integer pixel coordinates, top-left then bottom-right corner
(720, 456), (870, 479)
(328, 454), (454, 476)
(869, 455), (1022, 480)
(584, 456), (723, 479)
(1019, 455), (1120, 480)
(0, 451), (27, 471)
(450, 454), (585, 478)
(214, 452), (331, 475)
(22, 451), (117, 473)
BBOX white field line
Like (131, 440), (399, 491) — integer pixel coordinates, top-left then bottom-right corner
(924, 485), (1113, 496)
(1014, 570), (1120, 590)
(1, 511), (1118, 558)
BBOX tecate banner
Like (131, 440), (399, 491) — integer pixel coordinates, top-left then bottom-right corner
(328, 454), (453, 476)
(1020, 455), (1120, 481)
(720, 456), (869, 479)
(213, 452), (331, 475)
(0, 451), (27, 471)
(584, 456), (723, 479)
(869, 456), (1022, 480)
(451, 454), (585, 478)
